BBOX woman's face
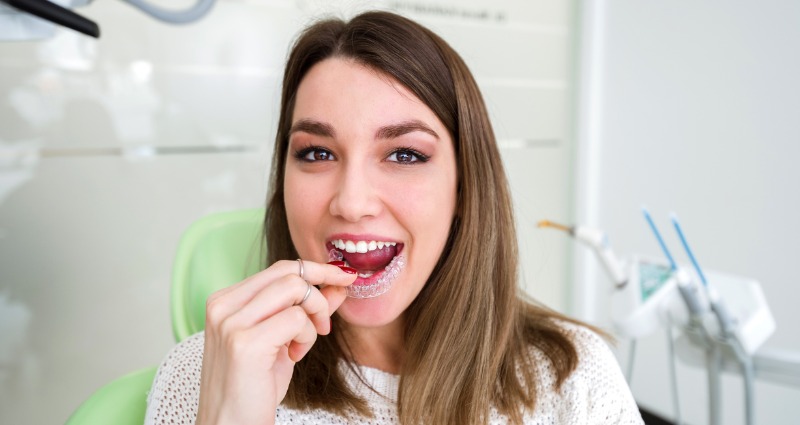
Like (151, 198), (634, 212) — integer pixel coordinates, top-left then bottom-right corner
(284, 58), (458, 329)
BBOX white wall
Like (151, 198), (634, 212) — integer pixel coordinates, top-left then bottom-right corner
(576, 1), (800, 423)
(0, 1), (577, 423)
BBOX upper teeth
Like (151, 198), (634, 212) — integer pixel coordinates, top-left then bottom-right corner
(332, 239), (397, 253)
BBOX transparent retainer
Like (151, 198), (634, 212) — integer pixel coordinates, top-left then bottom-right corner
(329, 249), (405, 299)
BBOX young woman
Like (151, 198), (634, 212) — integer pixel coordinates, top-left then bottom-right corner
(146, 11), (643, 425)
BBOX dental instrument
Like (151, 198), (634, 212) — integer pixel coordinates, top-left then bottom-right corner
(539, 219), (676, 338)
(1, 0), (99, 37)
(670, 213), (757, 425)
(538, 220), (627, 288)
(0, 0), (216, 40)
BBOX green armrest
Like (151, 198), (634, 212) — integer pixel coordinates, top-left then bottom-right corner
(65, 366), (158, 425)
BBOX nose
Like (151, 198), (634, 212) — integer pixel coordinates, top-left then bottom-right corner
(328, 162), (383, 222)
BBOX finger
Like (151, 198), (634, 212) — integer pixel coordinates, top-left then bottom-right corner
(274, 260), (359, 287)
(226, 274), (330, 334)
(234, 306), (311, 362)
(319, 285), (348, 315)
(213, 259), (351, 301)
(206, 260), (356, 323)
(287, 317), (318, 362)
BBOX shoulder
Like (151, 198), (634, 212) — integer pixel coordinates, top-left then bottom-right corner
(527, 321), (644, 424)
(144, 332), (205, 425)
(560, 321), (616, 367)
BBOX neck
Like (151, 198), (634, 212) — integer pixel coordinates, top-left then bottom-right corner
(340, 315), (406, 374)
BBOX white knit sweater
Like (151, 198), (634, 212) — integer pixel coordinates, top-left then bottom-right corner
(145, 323), (644, 424)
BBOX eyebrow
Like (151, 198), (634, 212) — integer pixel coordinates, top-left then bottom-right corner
(375, 120), (439, 140)
(289, 119), (335, 138)
(289, 119), (439, 140)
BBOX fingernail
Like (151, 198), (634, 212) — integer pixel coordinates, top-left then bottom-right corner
(327, 260), (345, 266)
(338, 266), (357, 274)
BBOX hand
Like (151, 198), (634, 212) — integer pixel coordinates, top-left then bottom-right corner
(195, 260), (356, 425)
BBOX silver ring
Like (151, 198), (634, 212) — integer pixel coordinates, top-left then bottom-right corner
(296, 259), (311, 306)
(296, 258), (305, 281)
(299, 281), (312, 306)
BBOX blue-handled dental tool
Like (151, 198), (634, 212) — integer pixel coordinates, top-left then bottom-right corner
(671, 213), (708, 287)
(642, 206), (678, 270)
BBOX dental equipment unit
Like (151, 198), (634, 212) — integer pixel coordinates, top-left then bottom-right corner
(541, 210), (800, 425)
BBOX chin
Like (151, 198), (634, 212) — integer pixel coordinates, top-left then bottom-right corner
(336, 287), (408, 328)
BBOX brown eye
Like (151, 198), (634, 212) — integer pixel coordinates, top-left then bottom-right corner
(387, 148), (429, 164)
(296, 147), (336, 162)
(310, 150), (333, 161)
(394, 151), (414, 163)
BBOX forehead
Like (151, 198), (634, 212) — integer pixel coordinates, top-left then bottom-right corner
(292, 58), (439, 128)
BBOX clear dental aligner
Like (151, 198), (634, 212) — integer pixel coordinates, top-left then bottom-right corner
(329, 249), (344, 262)
(347, 255), (405, 299)
(329, 249), (405, 299)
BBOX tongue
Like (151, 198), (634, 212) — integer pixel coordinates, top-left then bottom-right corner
(342, 245), (398, 272)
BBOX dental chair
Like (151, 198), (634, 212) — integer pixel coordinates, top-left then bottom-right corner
(65, 208), (265, 424)
(170, 208), (265, 341)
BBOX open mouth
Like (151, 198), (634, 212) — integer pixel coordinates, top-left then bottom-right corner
(326, 239), (405, 298)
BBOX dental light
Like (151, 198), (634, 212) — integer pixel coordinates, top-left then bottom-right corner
(541, 209), (800, 425)
(0, 0), (216, 40)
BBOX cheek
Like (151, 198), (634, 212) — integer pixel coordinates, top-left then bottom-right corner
(385, 171), (457, 240)
(284, 169), (331, 240)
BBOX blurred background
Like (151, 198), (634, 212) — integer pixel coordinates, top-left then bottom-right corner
(0, 0), (797, 423)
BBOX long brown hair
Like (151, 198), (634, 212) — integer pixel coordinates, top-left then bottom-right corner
(265, 11), (585, 424)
